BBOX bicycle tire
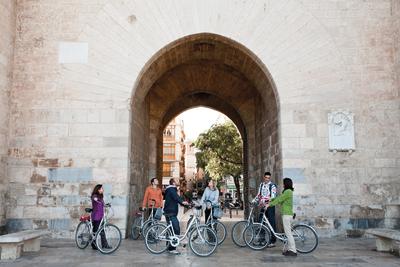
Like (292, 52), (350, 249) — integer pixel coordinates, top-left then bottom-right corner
(208, 221), (227, 245)
(231, 220), (249, 247)
(75, 221), (91, 249)
(131, 216), (143, 240)
(96, 224), (122, 254)
(142, 219), (157, 237)
(144, 223), (170, 254)
(243, 223), (271, 250)
(189, 225), (218, 257)
(292, 224), (318, 253)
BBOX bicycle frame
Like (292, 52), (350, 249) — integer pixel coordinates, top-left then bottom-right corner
(157, 207), (205, 247)
(259, 212), (287, 241)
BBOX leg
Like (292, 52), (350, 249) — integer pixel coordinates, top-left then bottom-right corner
(23, 238), (41, 252)
(92, 220), (100, 249)
(205, 208), (211, 224)
(283, 215), (296, 253)
(267, 207), (277, 244)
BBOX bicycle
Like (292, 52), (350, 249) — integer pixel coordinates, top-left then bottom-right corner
(243, 206), (319, 253)
(131, 199), (162, 240)
(204, 200), (227, 245)
(144, 203), (218, 257)
(231, 200), (257, 247)
(75, 203), (122, 254)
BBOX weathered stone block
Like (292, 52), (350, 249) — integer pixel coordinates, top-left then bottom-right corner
(49, 219), (70, 231)
(48, 167), (92, 182)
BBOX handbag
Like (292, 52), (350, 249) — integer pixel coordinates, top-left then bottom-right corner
(213, 206), (223, 218)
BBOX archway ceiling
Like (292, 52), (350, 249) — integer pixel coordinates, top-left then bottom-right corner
(134, 34), (276, 105)
(147, 61), (260, 133)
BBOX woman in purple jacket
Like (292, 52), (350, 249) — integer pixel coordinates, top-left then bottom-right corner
(91, 184), (111, 250)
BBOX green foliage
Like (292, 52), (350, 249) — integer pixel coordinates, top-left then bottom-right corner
(194, 121), (243, 199)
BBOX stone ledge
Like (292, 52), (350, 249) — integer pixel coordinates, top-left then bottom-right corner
(0, 230), (50, 243)
(365, 228), (400, 241)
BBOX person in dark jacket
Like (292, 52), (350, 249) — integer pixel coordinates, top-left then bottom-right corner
(91, 184), (111, 250)
(163, 179), (188, 255)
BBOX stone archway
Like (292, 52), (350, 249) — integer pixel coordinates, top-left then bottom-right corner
(128, 33), (280, 231)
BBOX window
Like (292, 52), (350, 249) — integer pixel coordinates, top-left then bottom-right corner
(163, 163), (173, 177)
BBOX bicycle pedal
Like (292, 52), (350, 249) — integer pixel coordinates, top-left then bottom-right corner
(183, 244), (187, 248)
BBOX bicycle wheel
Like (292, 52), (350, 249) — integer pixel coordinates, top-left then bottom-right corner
(144, 223), (170, 254)
(292, 224), (318, 253)
(131, 216), (143, 240)
(208, 221), (227, 245)
(75, 222), (91, 249)
(231, 220), (249, 247)
(189, 225), (218, 257)
(96, 224), (122, 254)
(243, 223), (271, 250)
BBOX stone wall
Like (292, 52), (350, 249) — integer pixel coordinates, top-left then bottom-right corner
(5, 0), (400, 237)
(0, 0), (15, 233)
(395, 0), (400, 94)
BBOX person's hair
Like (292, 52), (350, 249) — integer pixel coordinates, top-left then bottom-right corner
(169, 178), (175, 185)
(91, 184), (103, 199)
(150, 178), (157, 185)
(264, 172), (271, 176)
(283, 178), (294, 192)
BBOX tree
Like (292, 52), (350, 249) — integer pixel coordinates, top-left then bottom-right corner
(194, 121), (243, 201)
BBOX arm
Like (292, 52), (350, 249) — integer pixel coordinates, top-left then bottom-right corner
(171, 189), (183, 205)
(212, 190), (219, 206)
(142, 187), (149, 208)
(270, 184), (277, 199)
(201, 188), (207, 204)
(158, 189), (163, 208)
(269, 190), (289, 207)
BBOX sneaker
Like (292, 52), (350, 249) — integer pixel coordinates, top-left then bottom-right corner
(91, 245), (98, 250)
(168, 250), (181, 255)
(267, 243), (276, 248)
(283, 250), (297, 257)
(102, 245), (113, 250)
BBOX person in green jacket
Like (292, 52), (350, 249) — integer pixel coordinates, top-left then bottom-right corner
(268, 177), (297, 257)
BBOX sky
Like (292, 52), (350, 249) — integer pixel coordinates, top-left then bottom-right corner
(178, 107), (228, 141)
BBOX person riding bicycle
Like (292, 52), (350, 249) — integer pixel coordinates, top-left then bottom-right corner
(201, 179), (219, 224)
(91, 184), (112, 250)
(142, 177), (163, 218)
(163, 178), (188, 255)
(267, 177), (297, 257)
(255, 171), (277, 247)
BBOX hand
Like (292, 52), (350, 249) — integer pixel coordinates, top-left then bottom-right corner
(182, 201), (189, 206)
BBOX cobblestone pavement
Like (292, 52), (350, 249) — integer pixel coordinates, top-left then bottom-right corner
(0, 236), (399, 267)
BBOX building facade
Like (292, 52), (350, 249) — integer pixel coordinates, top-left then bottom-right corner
(0, 0), (399, 237)
(162, 118), (185, 188)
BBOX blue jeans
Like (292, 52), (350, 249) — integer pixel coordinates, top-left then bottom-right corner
(165, 215), (180, 251)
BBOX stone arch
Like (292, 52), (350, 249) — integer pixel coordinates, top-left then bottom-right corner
(128, 33), (281, 231)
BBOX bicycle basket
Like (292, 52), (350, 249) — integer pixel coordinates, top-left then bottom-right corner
(154, 208), (163, 220)
(213, 207), (223, 218)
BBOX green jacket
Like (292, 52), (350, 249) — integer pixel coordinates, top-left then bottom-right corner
(269, 189), (293, 215)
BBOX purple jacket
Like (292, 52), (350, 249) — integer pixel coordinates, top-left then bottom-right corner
(91, 194), (104, 221)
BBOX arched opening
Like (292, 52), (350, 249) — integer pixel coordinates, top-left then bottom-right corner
(128, 33), (280, 233)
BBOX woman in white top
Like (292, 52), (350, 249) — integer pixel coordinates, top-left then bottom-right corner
(201, 179), (219, 223)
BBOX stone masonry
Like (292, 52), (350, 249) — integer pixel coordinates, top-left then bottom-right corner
(0, 0), (15, 233)
(0, 0), (399, 238)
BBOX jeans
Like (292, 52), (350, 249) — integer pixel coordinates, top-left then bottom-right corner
(165, 215), (180, 251)
(258, 207), (277, 244)
(92, 220), (108, 248)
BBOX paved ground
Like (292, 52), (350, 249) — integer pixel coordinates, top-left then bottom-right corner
(0, 236), (399, 267)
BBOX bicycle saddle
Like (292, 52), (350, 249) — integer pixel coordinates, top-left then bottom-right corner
(85, 208), (93, 213)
